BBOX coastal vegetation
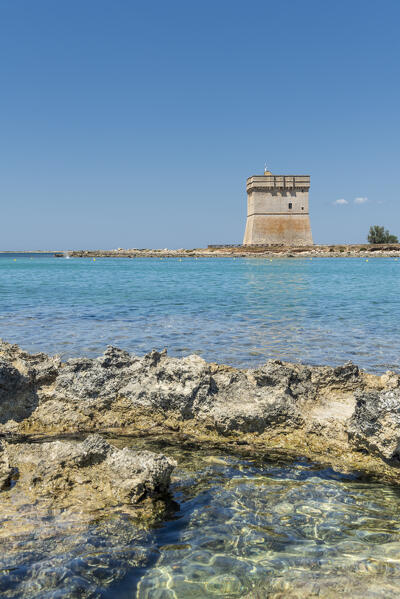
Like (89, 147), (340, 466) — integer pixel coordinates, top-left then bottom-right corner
(368, 225), (399, 244)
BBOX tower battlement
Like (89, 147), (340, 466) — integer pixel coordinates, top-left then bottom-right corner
(247, 174), (310, 191)
(243, 170), (313, 246)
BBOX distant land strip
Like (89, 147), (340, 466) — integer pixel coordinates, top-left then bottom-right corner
(54, 244), (400, 258)
(0, 250), (60, 254)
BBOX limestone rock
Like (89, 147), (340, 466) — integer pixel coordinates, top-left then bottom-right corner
(7, 434), (176, 509)
(1, 340), (400, 481)
(0, 440), (12, 489)
(50, 347), (212, 418)
(205, 363), (304, 434)
(0, 360), (34, 423)
(252, 359), (314, 398)
(0, 340), (61, 423)
(312, 361), (362, 392)
(0, 340), (61, 386)
(348, 390), (400, 461)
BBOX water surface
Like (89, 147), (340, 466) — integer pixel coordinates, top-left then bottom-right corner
(2, 439), (400, 598)
(1, 254), (400, 597)
(0, 254), (399, 371)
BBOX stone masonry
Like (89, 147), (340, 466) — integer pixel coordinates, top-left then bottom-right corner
(243, 170), (313, 245)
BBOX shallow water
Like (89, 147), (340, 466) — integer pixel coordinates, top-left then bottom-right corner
(2, 254), (400, 597)
(2, 439), (400, 598)
(0, 254), (399, 371)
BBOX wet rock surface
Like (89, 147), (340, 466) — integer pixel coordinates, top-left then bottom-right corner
(5, 441), (400, 599)
(4, 434), (176, 513)
(1, 340), (400, 482)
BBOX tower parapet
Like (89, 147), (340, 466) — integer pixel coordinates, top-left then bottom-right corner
(243, 170), (313, 245)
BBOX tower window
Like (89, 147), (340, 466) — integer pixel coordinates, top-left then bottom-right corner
(288, 202), (292, 209)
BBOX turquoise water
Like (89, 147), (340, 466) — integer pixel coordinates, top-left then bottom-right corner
(2, 254), (400, 598)
(0, 254), (399, 371)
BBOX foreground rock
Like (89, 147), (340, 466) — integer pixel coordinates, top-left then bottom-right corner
(348, 389), (400, 461)
(1, 340), (400, 483)
(0, 440), (12, 489)
(4, 434), (176, 517)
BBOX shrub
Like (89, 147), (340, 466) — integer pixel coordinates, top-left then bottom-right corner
(368, 225), (398, 244)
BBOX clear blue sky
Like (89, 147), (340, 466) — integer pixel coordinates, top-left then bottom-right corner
(1, 0), (399, 249)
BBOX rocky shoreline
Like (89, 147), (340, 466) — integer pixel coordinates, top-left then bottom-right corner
(55, 244), (400, 259)
(1, 340), (400, 521)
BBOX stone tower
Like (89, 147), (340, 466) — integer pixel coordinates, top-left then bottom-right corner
(243, 169), (313, 246)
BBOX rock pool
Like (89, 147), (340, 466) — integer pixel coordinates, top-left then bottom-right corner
(2, 438), (400, 598)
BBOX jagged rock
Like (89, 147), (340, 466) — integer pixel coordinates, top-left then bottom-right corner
(50, 347), (212, 418)
(105, 446), (175, 503)
(312, 361), (362, 392)
(6, 434), (176, 509)
(0, 341), (61, 385)
(203, 364), (304, 434)
(0, 341), (61, 423)
(348, 390), (400, 461)
(0, 359), (39, 424)
(252, 360), (314, 398)
(1, 340), (400, 482)
(0, 440), (12, 489)
(117, 351), (213, 416)
(380, 371), (400, 389)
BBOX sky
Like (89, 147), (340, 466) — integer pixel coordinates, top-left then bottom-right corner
(0, 0), (399, 249)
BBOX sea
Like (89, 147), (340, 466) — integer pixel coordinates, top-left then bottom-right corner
(1, 253), (399, 372)
(1, 253), (400, 598)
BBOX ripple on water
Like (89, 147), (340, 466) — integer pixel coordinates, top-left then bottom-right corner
(1, 256), (400, 596)
(0, 256), (400, 372)
(2, 442), (400, 597)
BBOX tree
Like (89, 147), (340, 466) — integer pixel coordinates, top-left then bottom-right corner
(368, 225), (398, 244)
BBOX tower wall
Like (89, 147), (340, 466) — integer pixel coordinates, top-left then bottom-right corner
(243, 174), (313, 246)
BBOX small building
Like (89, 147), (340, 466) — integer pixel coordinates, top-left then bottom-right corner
(243, 169), (313, 246)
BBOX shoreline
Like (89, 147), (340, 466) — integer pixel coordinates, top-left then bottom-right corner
(55, 244), (400, 258)
(1, 340), (400, 488)
(1, 245), (400, 258)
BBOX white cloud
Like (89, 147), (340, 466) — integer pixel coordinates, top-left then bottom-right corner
(333, 198), (348, 205)
(354, 196), (368, 204)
